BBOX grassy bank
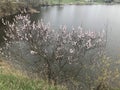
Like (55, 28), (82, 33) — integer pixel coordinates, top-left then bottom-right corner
(49, 0), (107, 5)
(0, 73), (66, 90)
(0, 1), (39, 18)
(0, 60), (66, 90)
(0, 2), (24, 17)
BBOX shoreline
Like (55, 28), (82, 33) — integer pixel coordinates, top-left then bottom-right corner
(34, 2), (120, 8)
(0, 2), (120, 18)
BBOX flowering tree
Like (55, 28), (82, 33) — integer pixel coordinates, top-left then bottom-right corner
(1, 14), (108, 88)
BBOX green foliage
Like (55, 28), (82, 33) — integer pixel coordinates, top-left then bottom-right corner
(0, 73), (66, 90)
(50, 0), (105, 4)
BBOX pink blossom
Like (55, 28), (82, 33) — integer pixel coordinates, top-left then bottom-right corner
(70, 49), (74, 53)
(30, 50), (37, 55)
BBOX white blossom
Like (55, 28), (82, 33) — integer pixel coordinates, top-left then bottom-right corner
(30, 50), (37, 55)
(70, 49), (74, 53)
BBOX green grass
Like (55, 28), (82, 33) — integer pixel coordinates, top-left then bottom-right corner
(0, 60), (66, 90)
(50, 0), (87, 4)
(49, 0), (106, 5)
(0, 73), (66, 90)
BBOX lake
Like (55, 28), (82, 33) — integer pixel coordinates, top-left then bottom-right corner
(30, 5), (120, 59)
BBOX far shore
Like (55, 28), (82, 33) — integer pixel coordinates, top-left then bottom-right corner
(0, 1), (120, 18)
(31, 2), (120, 9)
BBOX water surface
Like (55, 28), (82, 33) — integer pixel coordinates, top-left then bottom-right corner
(31, 5), (120, 58)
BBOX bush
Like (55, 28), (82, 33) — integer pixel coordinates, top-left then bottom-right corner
(0, 14), (112, 89)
